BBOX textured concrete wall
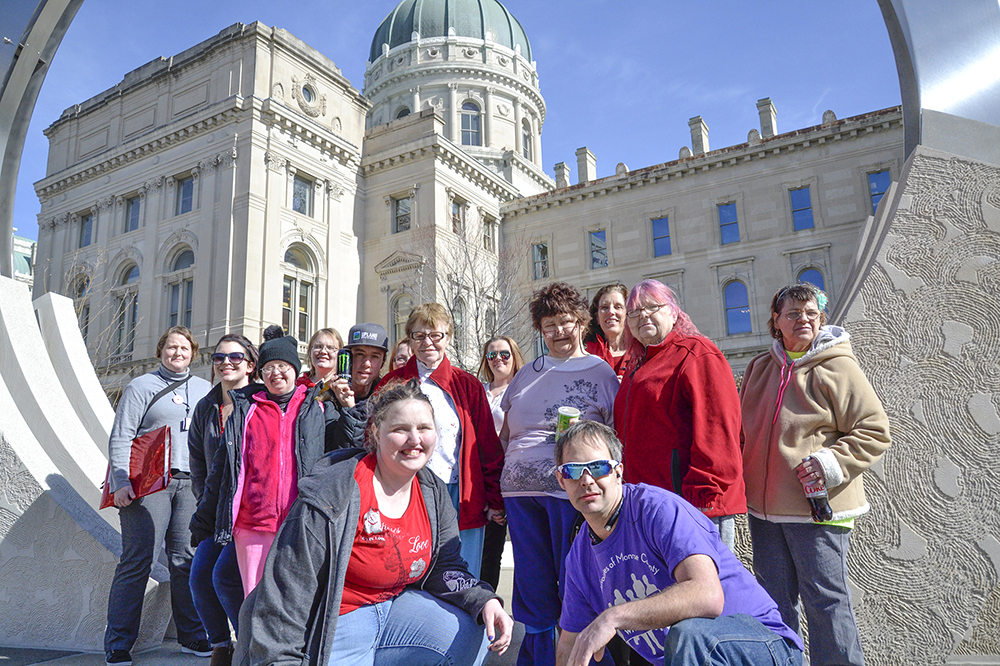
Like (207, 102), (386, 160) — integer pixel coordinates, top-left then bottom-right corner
(834, 145), (1000, 663)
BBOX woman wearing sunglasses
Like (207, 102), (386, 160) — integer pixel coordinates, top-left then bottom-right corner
(614, 279), (746, 552)
(499, 282), (619, 666)
(476, 336), (525, 591)
(190, 326), (337, 602)
(187, 335), (259, 664)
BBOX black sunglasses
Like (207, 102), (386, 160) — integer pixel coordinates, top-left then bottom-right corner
(211, 352), (247, 365)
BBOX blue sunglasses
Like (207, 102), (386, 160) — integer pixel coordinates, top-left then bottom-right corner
(555, 459), (620, 481)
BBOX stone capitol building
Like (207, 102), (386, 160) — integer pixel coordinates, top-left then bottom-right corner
(29, 0), (903, 394)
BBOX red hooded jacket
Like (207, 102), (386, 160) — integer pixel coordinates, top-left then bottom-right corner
(615, 331), (747, 517)
(376, 355), (504, 530)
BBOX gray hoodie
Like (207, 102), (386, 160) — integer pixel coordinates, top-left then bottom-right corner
(243, 449), (499, 666)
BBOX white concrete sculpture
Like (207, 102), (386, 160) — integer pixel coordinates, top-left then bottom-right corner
(0, 276), (172, 651)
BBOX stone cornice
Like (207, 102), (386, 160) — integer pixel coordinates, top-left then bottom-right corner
(35, 97), (247, 200)
(362, 133), (519, 203)
(258, 98), (362, 169)
(502, 107), (903, 218)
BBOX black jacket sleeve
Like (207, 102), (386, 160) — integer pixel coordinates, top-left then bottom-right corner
(188, 397), (214, 502)
(190, 423), (228, 545)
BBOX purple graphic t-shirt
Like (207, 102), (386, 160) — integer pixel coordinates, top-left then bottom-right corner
(560, 484), (802, 661)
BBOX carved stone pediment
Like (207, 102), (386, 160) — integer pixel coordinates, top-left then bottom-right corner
(374, 250), (426, 280)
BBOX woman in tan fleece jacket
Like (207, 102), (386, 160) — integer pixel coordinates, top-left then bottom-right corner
(741, 282), (890, 666)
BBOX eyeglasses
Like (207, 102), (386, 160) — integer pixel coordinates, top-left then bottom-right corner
(782, 309), (821, 321)
(541, 320), (578, 337)
(626, 303), (667, 319)
(409, 331), (447, 343)
(310, 344), (339, 353)
(555, 459), (620, 481)
(211, 352), (246, 365)
(261, 362), (293, 375)
(486, 350), (511, 362)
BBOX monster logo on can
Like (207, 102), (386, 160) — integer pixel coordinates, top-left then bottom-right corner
(337, 348), (352, 381)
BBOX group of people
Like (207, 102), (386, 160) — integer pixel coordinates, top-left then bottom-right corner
(102, 276), (890, 666)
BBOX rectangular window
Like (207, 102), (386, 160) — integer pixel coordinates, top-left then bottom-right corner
(292, 175), (314, 217)
(168, 279), (193, 328)
(394, 197), (411, 233)
(124, 196), (141, 233)
(79, 214), (93, 248)
(790, 187), (814, 230)
(651, 217), (670, 257)
(115, 292), (138, 356)
(283, 276), (312, 342)
(589, 230), (608, 269)
(868, 170), (891, 213)
(532, 243), (549, 280)
(718, 202), (739, 244)
(176, 176), (194, 215)
(483, 218), (496, 252)
(451, 201), (465, 234)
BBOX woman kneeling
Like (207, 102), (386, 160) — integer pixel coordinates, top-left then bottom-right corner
(243, 379), (513, 666)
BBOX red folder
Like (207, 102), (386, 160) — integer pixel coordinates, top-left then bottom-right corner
(99, 425), (173, 509)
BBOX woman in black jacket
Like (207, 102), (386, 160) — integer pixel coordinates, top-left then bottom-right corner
(187, 334), (258, 664)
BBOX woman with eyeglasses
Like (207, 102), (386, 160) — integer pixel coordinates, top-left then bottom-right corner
(499, 282), (619, 666)
(740, 283), (890, 666)
(187, 335), (259, 664)
(298, 328), (344, 388)
(190, 326), (336, 600)
(614, 279), (746, 552)
(584, 282), (634, 381)
(390, 338), (413, 371)
(376, 303), (505, 581)
(475, 336), (525, 592)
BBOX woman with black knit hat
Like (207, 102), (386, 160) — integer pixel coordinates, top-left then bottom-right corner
(190, 326), (337, 597)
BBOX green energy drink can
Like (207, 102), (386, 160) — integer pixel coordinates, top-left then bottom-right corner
(556, 406), (581, 435)
(337, 348), (352, 381)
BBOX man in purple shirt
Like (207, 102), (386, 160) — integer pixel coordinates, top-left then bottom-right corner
(554, 421), (803, 666)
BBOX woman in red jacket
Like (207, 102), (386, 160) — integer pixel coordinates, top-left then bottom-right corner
(375, 303), (505, 579)
(614, 279), (746, 551)
(583, 282), (632, 380)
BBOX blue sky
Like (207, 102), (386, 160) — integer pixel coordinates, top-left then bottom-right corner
(11, 0), (902, 242)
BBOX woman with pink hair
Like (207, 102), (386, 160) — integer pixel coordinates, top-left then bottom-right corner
(614, 279), (746, 550)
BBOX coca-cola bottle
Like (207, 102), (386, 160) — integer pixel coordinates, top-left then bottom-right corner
(802, 456), (833, 522)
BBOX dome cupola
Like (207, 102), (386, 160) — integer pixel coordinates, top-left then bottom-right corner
(363, 0), (550, 195)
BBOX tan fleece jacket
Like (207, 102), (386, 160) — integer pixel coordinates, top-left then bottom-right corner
(740, 326), (891, 522)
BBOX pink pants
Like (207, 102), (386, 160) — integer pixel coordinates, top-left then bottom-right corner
(232, 527), (277, 597)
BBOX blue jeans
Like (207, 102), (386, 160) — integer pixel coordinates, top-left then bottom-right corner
(190, 540), (244, 643)
(710, 514), (737, 553)
(326, 589), (488, 666)
(749, 516), (866, 666)
(664, 615), (802, 665)
(446, 482), (485, 579)
(105, 477), (206, 652)
(506, 496), (580, 666)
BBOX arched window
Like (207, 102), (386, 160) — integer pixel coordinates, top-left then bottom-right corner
(392, 293), (414, 344)
(396, 107), (411, 119)
(167, 249), (195, 329)
(522, 119), (532, 161)
(115, 264), (140, 358)
(461, 102), (481, 146)
(724, 281), (751, 335)
(798, 268), (825, 294)
(281, 245), (315, 343)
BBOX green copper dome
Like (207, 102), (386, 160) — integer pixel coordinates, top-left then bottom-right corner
(370, 0), (532, 63)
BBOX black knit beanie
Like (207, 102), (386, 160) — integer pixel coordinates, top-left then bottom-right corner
(258, 326), (302, 375)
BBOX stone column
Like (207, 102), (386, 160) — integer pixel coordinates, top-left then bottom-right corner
(485, 87), (495, 148)
(513, 98), (523, 157)
(448, 83), (459, 142)
(411, 86), (420, 114)
(533, 115), (543, 168)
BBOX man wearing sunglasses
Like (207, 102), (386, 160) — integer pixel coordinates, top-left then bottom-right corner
(553, 421), (803, 666)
